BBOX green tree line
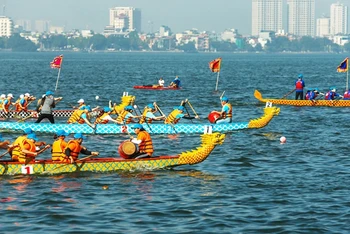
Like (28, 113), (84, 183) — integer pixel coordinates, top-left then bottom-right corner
(1, 33), (350, 53)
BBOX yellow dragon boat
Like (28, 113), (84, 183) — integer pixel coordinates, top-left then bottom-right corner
(254, 90), (350, 107)
(0, 132), (225, 175)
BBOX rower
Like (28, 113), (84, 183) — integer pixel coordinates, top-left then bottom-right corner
(64, 133), (99, 163)
(116, 105), (140, 124)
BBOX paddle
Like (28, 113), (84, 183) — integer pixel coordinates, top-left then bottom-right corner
(134, 105), (153, 133)
(183, 103), (193, 123)
(17, 113), (35, 122)
(41, 154), (95, 175)
(154, 103), (177, 134)
(282, 88), (296, 99)
(22, 144), (51, 165)
(186, 100), (200, 119)
(0, 149), (10, 159)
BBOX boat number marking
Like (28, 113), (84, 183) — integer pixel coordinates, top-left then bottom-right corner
(121, 126), (128, 133)
(21, 165), (34, 174)
(204, 125), (213, 134)
(265, 102), (272, 107)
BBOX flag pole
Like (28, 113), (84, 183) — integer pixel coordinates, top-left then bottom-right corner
(55, 68), (61, 91)
(215, 71), (220, 91)
(347, 68), (349, 91)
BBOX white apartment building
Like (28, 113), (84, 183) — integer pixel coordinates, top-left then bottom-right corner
(252, 0), (283, 36)
(330, 2), (348, 35)
(0, 16), (13, 37)
(287, 0), (315, 36)
(109, 7), (141, 32)
(316, 17), (330, 37)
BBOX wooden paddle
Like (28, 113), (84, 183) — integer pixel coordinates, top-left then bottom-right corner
(282, 88), (296, 99)
(42, 154), (97, 174)
(17, 113), (35, 122)
(134, 105), (153, 133)
(186, 100), (200, 119)
(0, 149), (10, 159)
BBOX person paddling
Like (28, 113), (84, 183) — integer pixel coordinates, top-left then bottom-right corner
(164, 100), (199, 125)
(51, 130), (69, 161)
(64, 133), (99, 163)
(94, 107), (119, 124)
(139, 103), (166, 124)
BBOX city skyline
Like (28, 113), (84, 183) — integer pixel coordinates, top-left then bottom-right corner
(3, 0), (350, 34)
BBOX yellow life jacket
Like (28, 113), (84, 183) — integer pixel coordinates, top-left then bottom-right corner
(139, 107), (153, 124)
(116, 110), (132, 124)
(67, 110), (85, 124)
(164, 109), (182, 124)
(52, 138), (67, 161)
(222, 103), (232, 118)
(11, 135), (27, 161)
(95, 113), (110, 124)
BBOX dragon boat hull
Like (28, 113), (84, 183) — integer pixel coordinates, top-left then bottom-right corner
(254, 90), (350, 107)
(0, 132), (226, 175)
(133, 85), (181, 90)
(0, 107), (280, 134)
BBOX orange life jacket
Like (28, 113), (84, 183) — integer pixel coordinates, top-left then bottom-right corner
(164, 109), (182, 124)
(15, 99), (28, 112)
(138, 131), (154, 156)
(52, 138), (68, 161)
(18, 139), (36, 163)
(3, 98), (11, 112)
(64, 140), (82, 161)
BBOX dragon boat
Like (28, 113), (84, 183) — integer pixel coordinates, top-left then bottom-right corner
(133, 85), (181, 90)
(254, 90), (350, 107)
(0, 132), (225, 175)
(0, 107), (280, 134)
(0, 94), (136, 119)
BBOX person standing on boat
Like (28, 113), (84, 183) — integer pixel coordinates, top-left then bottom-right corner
(211, 96), (232, 124)
(64, 133), (99, 163)
(139, 103), (166, 124)
(158, 77), (165, 87)
(51, 130), (69, 161)
(35, 90), (62, 124)
(169, 76), (181, 88)
(94, 107), (119, 124)
(131, 123), (154, 158)
(325, 88), (343, 100)
(295, 74), (305, 100)
(116, 105), (140, 124)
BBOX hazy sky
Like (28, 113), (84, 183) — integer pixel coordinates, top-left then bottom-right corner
(3, 0), (350, 34)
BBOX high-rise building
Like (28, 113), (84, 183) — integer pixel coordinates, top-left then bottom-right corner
(252, 0), (283, 36)
(109, 7), (141, 32)
(316, 17), (330, 37)
(330, 2), (348, 35)
(15, 19), (32, 31)
(287, 0), (315, 36)
(0, 16), (13, 37)
(35, 20), (50, 33)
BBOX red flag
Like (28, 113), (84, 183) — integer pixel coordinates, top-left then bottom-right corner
(50, 55), (63, 69)
(209, 57), (222, 73)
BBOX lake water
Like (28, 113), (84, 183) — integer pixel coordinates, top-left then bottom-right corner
(1, 52), (350, 233)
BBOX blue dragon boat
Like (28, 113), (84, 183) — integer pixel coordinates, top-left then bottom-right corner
(0, 107), (279, 135)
